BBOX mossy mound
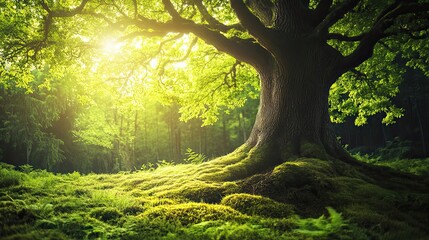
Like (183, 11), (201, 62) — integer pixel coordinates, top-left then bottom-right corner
(221, 193), (294, 218)
(236, 157), (429, 238)
(1, 152), (428, 239)
(141, 203), (246, 226)
(89, 207), (123, 223)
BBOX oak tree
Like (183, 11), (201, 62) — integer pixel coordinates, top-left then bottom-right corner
(1, 0), (429, 175)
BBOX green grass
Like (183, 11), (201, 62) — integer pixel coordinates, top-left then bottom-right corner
(0, 154), (428, 239)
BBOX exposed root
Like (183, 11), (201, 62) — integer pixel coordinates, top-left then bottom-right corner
(188, 143), (429, 236)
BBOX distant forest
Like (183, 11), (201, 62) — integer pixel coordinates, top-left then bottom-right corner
(1, 64), (428, 173)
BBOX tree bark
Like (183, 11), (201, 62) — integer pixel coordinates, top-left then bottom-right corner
(246, 39), (345, 163)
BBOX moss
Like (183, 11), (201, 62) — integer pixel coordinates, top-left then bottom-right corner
(238, 158), (336, 214)
(141, 203), (246, 226)
(221, 193), (294, 218)
(123, 205), (145, 215)
(178, 184), (225, 203)
(55, 213), (94, 239)
(89, 207), (123, 223)
(343, 204), (427, 239)
(1, 153), (428, 239)
(53, 200), (82, 213)
(299, 141), (330, 159)
(2, 230), (69, 240)
(140, 197), (181, 206)
(121, 216), (182, 239)
(0, 168), (24, 188)
(0, 201), (37, 228)
(330, 177), (396, 208)
(169, 220), (287, 240)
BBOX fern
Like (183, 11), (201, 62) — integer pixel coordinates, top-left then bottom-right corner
(293, 207), (347, 237)
(183, 148), (206, 164)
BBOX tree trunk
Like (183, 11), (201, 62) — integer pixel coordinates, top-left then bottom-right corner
(246, 40), (344, 164)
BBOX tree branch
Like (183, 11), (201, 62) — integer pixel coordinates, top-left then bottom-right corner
(130, 14), (270, 67)
(132, 0), (138, 18)
(312, 0), (333, 25)
(245, 0), (274, 26)
(162, 0), (182, 20)
(192, 0), (243, 32)
(313, 0), (361, 37)
(340, 1), (429, 72)
(38, 0), (91, 50)
(327, 33), (363, 41)
(41, 0), (90, 17)
(229, 0), (279, 58)
(37, 0), (271, 68)
(158, 37), (198, 75)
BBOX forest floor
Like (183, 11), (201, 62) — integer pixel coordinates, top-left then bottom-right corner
(0, 153), (428, 240)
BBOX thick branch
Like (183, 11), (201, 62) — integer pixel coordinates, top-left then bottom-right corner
(230, 0), (269, 36)
(162, 0), (182, 20)
(131, 15), (270, 67)
(313, 0), (361, 37)
(230, 0), (279, 58)
(327, 33), (363, 41)
(39, 0), (90, 47)
(41, 0), (90, 17)
(38, 0), (270, 68)
(341, 1), (429, 72)
(192, 0), (243, 32)
(245, 0), (274, 26)
(313, 0), (333, 25)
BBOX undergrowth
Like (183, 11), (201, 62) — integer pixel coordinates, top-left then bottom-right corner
(0, 151), (428, 239)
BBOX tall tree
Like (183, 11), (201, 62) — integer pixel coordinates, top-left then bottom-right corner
(1, 0), (428, 175)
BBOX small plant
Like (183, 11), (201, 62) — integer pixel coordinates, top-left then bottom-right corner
(156, 160), (175, 168)
(183, 148), (206, 164)
(141, 160), (175, 170)
(293, 207), (347, 237)
(19, 164), (34, 173)
(141, 162), (155, 171)
(377, 137), (411, 161)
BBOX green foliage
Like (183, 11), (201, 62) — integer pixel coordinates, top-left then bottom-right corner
(293, 207), (347, 237)
(183, 148), (206, 164)
(354, 152), (429, 176)
(351, 137), (429, 175)
(141, 162), (155, 171)
(156, 160), (176, 168)
(19, 164), (34, 173)
(169, 220), (289, 240)
(1, 157), (428, 239)
(0, 168), (23, 187)
(328, 46), (405, 126)
(90, 207), (123, 223)
(376, 137), (411, 161)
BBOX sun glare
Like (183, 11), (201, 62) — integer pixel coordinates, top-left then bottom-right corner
(101, 37), (124, 55)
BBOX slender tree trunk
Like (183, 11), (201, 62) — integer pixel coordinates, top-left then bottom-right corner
(414, 100), (427, 156)
(222, 114), (229, 154)
(26, 141), (32, 164)
(133, 110), (138, 166)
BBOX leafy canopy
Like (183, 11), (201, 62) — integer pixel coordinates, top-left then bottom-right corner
(1, 0), (428, 126)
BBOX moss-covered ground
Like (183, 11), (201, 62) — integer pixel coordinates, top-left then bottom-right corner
(1, 151), (428, 239)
